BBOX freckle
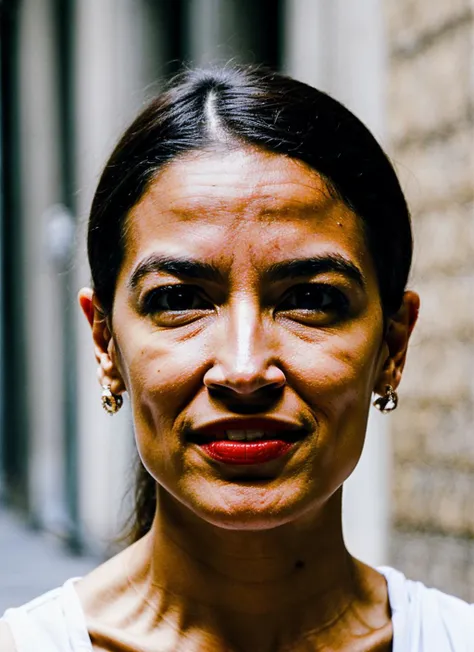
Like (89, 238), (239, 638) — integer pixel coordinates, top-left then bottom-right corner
(295, 560), (305, 570)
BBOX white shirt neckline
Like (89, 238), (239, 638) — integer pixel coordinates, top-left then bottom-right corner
(62, 568), (404, 651)
(60, 579), (93, 651)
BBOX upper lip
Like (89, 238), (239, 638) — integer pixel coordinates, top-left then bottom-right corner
(192, 417), (305, 437)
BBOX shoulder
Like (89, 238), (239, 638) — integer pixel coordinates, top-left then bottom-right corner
(379, 566), (474, 651)
(0, 620), (17, 651)
(1, 581), (87, 652)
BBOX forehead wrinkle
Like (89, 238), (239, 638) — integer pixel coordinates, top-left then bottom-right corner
(129, 148), (340, 232)
(140, 153), (334, 208)
(160, 188), (340, 223)
(164, 176), (332, 200)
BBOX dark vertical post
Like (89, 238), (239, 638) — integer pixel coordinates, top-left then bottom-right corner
(0, 0), (30, 512)
(0, 8), (4, 501)
(53, 0), (81, 552)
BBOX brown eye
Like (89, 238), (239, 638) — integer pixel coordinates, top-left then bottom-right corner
(279, 284), (349, 315)
(142, 285), (212, 313)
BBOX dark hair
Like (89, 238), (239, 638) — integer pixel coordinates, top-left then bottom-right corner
(87, 65), (412, 543)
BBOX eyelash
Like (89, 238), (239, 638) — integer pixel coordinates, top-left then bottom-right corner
(141, 285), (212, 314)
(278, 283), (349, 315)
(140, 283), (350, 322)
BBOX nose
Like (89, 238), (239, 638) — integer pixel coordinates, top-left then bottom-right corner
(203, 300), (286, 395)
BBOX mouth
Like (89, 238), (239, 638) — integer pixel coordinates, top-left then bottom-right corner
(189, 418), (308, 465)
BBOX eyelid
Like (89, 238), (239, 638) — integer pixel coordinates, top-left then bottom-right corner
(276, 283), (350, 314)
(139, 280), (185, 292)
(270, 273), (356, 295)
(281, 281), (348, 300)
(140, 284), (214, 315)
(140, 282), (196, 299)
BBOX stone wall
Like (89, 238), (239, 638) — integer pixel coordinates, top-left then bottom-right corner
(385, 0), (474, 600)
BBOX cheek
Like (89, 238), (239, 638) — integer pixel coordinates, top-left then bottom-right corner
(284, 318), (383, 429)
(294, 320), (383, 483)
(118, 329), (207, 488)
(118, 326), (209, 425)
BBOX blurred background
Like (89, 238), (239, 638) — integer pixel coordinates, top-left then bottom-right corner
(0, 0), (473, 609)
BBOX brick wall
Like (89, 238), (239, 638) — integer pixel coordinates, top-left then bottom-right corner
(385, 0), (474, 600)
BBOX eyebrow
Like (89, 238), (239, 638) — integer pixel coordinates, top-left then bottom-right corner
(128, 254), (223, 289)
(128, 252), (365, 290)
(264, 255), (366, 287)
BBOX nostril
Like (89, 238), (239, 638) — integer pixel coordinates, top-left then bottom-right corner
(207, 384), (285, 413)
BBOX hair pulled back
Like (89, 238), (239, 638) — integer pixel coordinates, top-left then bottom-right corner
(87, 65), (412, 543)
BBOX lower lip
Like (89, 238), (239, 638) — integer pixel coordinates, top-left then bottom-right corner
(200, 440), (293, 465)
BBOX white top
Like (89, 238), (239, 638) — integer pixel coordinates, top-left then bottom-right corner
(1, 566), (473, 651)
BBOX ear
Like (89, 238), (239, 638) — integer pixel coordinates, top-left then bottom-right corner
(374, 290), (420, 395)
(78, 288), (126, 395)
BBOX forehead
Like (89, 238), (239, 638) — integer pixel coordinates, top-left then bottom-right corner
(124, 148), (370, 272)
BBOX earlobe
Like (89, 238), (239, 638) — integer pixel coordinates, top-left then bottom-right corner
(374, 290), (420, 394)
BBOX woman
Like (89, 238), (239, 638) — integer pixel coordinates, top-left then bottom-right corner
(1, 65), (472, 651)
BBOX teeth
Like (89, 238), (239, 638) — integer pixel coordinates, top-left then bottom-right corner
(226, 430), (266, 441)
(245, 430), (265, 441)
(226, 430), (247, 441)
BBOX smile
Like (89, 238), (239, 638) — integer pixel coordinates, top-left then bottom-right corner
(190, 420), (307, 465)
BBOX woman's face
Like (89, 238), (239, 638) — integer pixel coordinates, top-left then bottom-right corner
(89, 147), (413, 530)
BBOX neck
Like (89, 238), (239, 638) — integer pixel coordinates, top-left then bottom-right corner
(125, 488), (384, 650)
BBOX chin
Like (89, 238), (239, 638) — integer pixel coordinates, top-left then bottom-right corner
(185, 484), (317, 531)
(196, 509), (297, 532)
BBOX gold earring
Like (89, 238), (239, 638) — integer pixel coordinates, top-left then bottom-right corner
(101, 385), (123, 415)
(373, 384), (398, 413)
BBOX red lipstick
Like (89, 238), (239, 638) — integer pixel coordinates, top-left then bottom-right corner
(191, 418), (305, 465)
(201, 439), (293, 465)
